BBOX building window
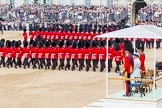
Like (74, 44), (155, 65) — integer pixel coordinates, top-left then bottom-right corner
(107, 0), (113, 6)
(71, 0), (75, 5)
(10, 0), (15, 8)
(85, 0), (91, 5)
(24, 0), (29, 4)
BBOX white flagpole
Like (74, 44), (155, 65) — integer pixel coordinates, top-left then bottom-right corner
(106, 37), (109, 98)
(153, 38), (156, 100)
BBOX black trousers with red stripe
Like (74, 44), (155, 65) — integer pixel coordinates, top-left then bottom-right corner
(45, 58), (51, 69)
(52, 59), (57, 70)
(23, 58), (29, 68)
(6, 58), (13, 68)
(65, 58), (71, 70)
(0, 57), (5, 67)
(92, 59), (98, 72)
(15, 58), (22, 68)
(79, 59), (84, 71)
(71, 59), (77, 71)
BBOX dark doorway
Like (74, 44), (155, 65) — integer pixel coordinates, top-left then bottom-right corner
(133, 0), (147, 15)
(34, 0), (38, 4)
(132, 0), (147, 25)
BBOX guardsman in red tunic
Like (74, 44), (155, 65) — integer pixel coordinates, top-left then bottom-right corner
(29, 30), (34, 40)
(91, 40), (99, 72)
(108, 40), (115, 72)
(137, 42), (145, 73)
(58, 41), (65, 70)
(22, 40), (30, 69)
(99, 41), (106, 72)
(77, 41), (85, 71)
(65, 40), (72, 71)
(114, 43), (122, 73)
(123, 40), (133, 96)
(45, 41), (51, 70)
(6, 41), (13, 68)
(31, 41), (39, 69)
(51, 41), (58, 70)
(0, 39), (6, 67)
(85, 41), (92, 72)
(38, 41), (45, 69)
(70, 41), (78, 71)
(14, 41), (23, 68)
(23, 28), (28, 40)
(11, 40), (16, 66)
(157, 38), (161, 49)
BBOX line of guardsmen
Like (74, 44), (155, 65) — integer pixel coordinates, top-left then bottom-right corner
(0, 35), (146, 73)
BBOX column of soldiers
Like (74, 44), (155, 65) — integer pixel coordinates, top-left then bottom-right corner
(0, 37), (108, 72)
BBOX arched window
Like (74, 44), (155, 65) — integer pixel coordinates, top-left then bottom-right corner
(24, 0), (29, 4)
(107, 0), (113, 6)
(85, 0), (91, 5)
(10, 0), (15, 8)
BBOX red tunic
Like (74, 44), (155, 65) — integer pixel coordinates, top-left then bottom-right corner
(58, 47), (65, 59)
(99, 47), (106, 60)
(0, 46), (6, 57)
(6, 47), (13, 58)
(51, 46), (58, 59)
(77, 48), (85, 59)
(71, 48), (78, 59)
(23, 32), (28, 40)
(22, 47), (30, 58)
(45, 47), (51, 59)
(91, 47), (99, 59)
(108, 46), (114, 60)
(114, 50), (122, 62)
(31, 47), (38, 58)
(65, 46), (72, 59)
(14, 47), (22, 58)
(139, 53), (145, 71)
(38, 47), (45, 58)
(85, 47), (92, 60)
(29, 31), (34, 39)
(124, 54), (131, 73)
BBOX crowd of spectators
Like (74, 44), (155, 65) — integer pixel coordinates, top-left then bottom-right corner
(137, 4), (162, 26)
(0, 3), (128, 31)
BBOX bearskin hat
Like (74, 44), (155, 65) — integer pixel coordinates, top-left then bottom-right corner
(29, 39), (34, 45)
(124, 40), (133, 52)
(12, 40), (15, 47)
(39, 28), (42, 32)
(18, 40), (21, 46)
(15, 41), (19, 48)
(7, 41), (12, 48)
(38, 41), (43, 48)
(100, 40), (105, 47)
(6, 40), (9, 47)
(36, 35), (42, 42)
(136, 41), (144, 52)
(108, 40), (112, 46)
(1, 39), (5, 43)
(45, 41), (50, 48)
(85, 41), (90, 48)
(115, 43), (120, 51)
(92, 40), (97, 48)
(65, 40), (70, 47)
(98, 29), (101, 33)
(78, 41), (83, 49)
(32, 41), (37, 48)
(59, 41), (64, 48)
(72, 41), (77, 49)
(51, 41), (56, 47)
(23, 40), (28, 48)
(0, 41), (2, 48)
(24, 28), (27, 32)
(115, 38), (120, 44)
